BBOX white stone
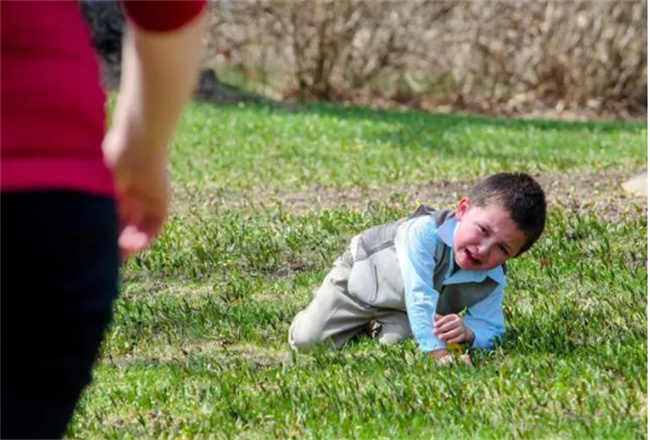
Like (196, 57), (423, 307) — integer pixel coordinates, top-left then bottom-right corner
(621, 173), (648, 197)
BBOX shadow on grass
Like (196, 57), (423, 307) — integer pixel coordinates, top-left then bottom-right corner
(195, 96), (647, 136)
(291, 102), (647, 133)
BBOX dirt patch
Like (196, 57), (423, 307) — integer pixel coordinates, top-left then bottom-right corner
(174, 168), (647, 223)
(109, 342), (292, 369)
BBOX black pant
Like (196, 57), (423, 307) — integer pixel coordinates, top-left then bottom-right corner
(1, 191), (119, 439)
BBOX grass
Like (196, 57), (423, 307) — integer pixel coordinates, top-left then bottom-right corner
(172, 102), (645, 191)
(68, 102), (647, 439)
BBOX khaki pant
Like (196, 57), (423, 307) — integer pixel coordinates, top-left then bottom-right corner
(289, 249), (412, 350)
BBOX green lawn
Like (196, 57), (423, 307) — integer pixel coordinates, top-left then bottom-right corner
(69, 102), (647, 439)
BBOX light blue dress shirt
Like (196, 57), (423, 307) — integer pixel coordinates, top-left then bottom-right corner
(394, 215), (507, 353)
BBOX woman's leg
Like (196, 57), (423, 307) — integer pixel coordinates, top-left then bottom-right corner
(1, 191), (119, 439)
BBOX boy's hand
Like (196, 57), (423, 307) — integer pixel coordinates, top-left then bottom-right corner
(430, 349), (473, 366)
(431, 349), (453, 364)
(434, 313), (474, 344)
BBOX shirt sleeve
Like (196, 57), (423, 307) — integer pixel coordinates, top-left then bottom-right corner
(120, 0), (207, 32)
(395, 216), (446, 353)
(462, 287), (506, 350)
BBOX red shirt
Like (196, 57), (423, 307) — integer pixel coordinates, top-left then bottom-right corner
(0, 0), (206, 196)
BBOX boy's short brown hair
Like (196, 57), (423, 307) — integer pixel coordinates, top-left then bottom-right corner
(468, 172), (546, 255)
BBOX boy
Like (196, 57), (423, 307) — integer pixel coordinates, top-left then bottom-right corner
(289, 172), (546, 364)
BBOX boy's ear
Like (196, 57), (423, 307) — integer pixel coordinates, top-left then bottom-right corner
(455, 197), (470, 220)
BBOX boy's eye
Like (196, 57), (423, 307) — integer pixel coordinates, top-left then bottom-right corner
(499, 245), (509, 256)
(478, 226), (488, 235)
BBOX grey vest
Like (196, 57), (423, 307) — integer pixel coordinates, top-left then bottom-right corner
(347, 206), (503, 314)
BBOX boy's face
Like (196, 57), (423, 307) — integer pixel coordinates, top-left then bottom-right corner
(453, 197), (527, 271)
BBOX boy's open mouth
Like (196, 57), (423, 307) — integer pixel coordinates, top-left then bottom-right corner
(465, 249), (481, 265)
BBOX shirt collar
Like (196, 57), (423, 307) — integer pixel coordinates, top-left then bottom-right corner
(437, 215), (456, 248)
(437, 216), (507, 286)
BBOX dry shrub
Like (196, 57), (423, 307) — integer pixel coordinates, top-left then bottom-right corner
(206, 0), (646, 118)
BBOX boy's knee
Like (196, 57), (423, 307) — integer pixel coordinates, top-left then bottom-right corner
(288, 320), (322, 351)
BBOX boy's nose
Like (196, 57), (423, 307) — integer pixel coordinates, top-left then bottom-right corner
(476, 245), (489, 259)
